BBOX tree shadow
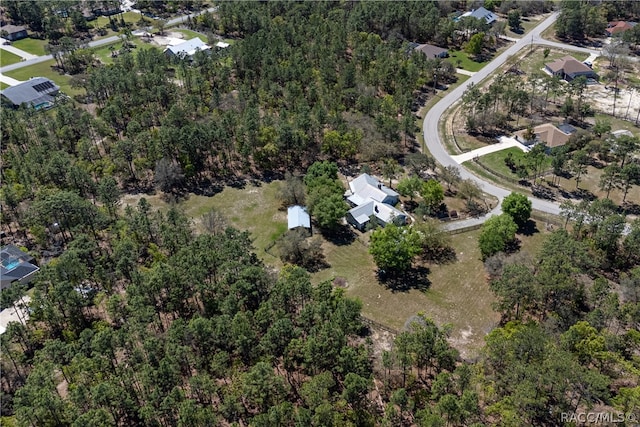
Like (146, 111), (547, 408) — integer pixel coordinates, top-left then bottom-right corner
(378, 266), (431, 293)
(622, 201), (640, 216)
(321, 226), (356, 246)
(518, 219), (539, 237)
(421, 246), (458, 265)
(504, 238), (522, 255)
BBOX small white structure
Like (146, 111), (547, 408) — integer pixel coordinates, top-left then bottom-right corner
(287, 205), (311, 230)
(215, 41), (230, 48)
(164, 37), (210, 59)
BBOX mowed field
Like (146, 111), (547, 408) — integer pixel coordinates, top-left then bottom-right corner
(120, 181), (552, 359)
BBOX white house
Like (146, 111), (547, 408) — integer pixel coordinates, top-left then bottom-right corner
(344, 174), (406, 230)
(164, 37), (210, 60)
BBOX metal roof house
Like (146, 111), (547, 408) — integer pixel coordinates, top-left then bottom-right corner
(457, 7), (498, 25)
(164, 38), (211, 60)
(344, 174), (406, 231)
(0, 77), (60, 109)
(1, 245), (39, 290)
(287, 206), (311, 230)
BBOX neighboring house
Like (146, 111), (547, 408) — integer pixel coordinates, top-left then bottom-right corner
(1, 245), (39, 290)
(544, 56), (597, 81)
(287, 205), (311, 231)
(457, 7), (498, 25)
(415, 43), (448, 59)
(606, 21), (637, 36)
(0, 77), (60, 109)
(515, 123), (577, 149)
(164, 38), (211, 60)
(344, 174), (406, 231)
(0, 24), (27, 41)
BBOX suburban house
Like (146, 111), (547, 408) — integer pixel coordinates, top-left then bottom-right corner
(457, 7), (498, 25)
(0, 77), (60, 109)
(606, 21), (637, 36)
(1, 245), (40, 290)
(515, 123), (577, 149)
(544, 56), (597, 81)
(415, 43), (448, 60)
(0, 24), (27, 41)
(287, 205), (311, 231)
(164, 38), (211, 60)
(344, 174), (406, 231)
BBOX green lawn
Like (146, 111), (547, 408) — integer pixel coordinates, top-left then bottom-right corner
(11, 38), (48, 56)
(175, 29), (207, 40)
(520, 46), (589, 76)
(0, 50), (23, 67)
(120, 181), (287, 264)
(92, 37), (152, 65)
(4, 60), (83, 97)
(477, 146), (551, 181)
(0, 82), (9, 89)
(447, 50), (489, 72)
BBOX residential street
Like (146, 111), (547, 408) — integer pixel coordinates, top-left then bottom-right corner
(423, 12), (586, 227)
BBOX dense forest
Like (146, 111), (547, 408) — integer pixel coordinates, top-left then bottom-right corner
(1, 1), (639, 425)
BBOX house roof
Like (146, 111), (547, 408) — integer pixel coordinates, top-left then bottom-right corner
(460, 7), (498, 24)
(612, 129), (634, 139)
(215, 41), (229, 48)
(545, 56), (594, 76)
(287, 205), (311, 229)
(1, 245), (39, 289)
(607, 21), (637, 35)
(0, 77), (59, 107)
(348, 200), (406, 225)
(347, 174), (399, 206)
(415, 43), (448, 59)
(0, 24), (26, 34)
(165, 38), (210, 57)
(516, 123), (576, 148)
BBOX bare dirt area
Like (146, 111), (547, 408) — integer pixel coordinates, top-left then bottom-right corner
(585, 84), (640, 120)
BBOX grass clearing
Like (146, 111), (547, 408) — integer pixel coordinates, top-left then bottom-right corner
(4, 60), (83, 97)
(479, 146), (551, 179)
(0, 50), (23, 67)
(519, 46), (589, 76)
(447, 50), (489, 72)
(11, 38), (48, 56)
(315, 222), (553, 359)
(553, 165), (640, 206)
(120, 181), (287, 264)
(505, 15), (546, 39)
(174, 29), (206, 40)
(92, 38), (152, 65)
(0, 82), (9, 89)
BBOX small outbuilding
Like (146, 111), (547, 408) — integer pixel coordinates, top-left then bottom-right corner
(287, 206), (311, 231)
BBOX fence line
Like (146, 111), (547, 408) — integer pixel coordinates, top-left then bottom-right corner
(445, 223), (483, 235)
(360, 315), (400, 336)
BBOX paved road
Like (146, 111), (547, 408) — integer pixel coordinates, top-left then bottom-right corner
(0, 7), (217, 74)
(424, 12), (572, 223)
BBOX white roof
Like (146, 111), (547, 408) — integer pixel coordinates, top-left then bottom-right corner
(461, 7), (497, 24)
(287, 205), (311, 229)
(348, 174), (399, 205)
(348, 200), (406, 225)
(215, 41), (230, 48)
(165, 37), (210, 57)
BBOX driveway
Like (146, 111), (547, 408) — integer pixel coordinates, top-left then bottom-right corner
(0, 73), (22, 86)
(423, 11), (573, 227)
(0, 39), (39, 60)
(451, 136), (529, 164)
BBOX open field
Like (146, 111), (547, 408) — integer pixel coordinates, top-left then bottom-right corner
(93, 37), (150, 65)
(314, 222), (552, 360)
(447, 50), (489, 72)
(120, 181), (287, 264)
(4, 60), (82, 97)
(11, 38), (48, 56)
(0, 50), (22, 67)
(552, 164), (640, 206)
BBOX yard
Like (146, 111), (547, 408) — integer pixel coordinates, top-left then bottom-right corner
(4, 60), (83, 97)
(11, 38), (48, 56)
(314, 222), (552, 360)
(174, 28), (207, 40)
(519, 45), (589, 76)
(446, 50), (489, 72)
(92, 37), (150, 65)
(0, 50), (22, 67)
(504, 14), (548, 39)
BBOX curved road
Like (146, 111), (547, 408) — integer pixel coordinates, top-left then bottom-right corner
(424, 12), (593, 226)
